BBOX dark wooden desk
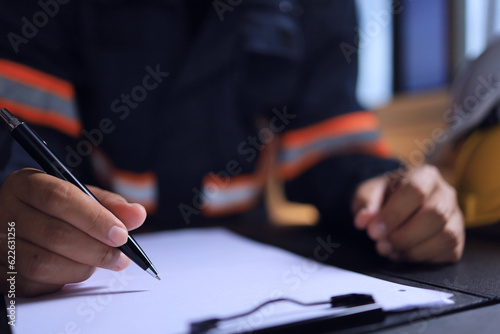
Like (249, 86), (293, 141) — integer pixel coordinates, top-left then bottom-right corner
(228, 222), (500, 334)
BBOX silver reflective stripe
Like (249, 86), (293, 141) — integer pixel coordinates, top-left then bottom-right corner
(112, 179), (159, 204)
(0, 76), (78, 120)
(202, 184), (261, 209)
(279, 131), (380, 163)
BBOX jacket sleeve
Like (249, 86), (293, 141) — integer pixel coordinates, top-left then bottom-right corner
(280, 0), (402, 228)
(0, 1), (82, 183)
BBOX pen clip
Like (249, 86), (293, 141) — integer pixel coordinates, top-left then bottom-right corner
(0, 108), (21, 131)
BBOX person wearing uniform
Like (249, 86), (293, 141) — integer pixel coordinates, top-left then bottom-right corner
(0, 0), (464, 297)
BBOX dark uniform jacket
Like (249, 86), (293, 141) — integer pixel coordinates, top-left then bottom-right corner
(0, 0), (399, 229)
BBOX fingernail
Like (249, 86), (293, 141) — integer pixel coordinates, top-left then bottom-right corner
(377, 240), (393, 255)
(109, 226), (128, 246)
(369, 221), (386, 239)
(113, 253), (130, 271)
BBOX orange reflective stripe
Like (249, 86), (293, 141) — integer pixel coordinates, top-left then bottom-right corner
(113, 169), (157, 186)
(201, 140), (278, 217)
(282, 111), (379, 149)
(277, 112), (392, 180)
(90, 149), (159, 214)
(202, 198), (260, 217)
(0, 59), (74, 101)
(278, 140), (391, 180)
(0, 98), (82, 137)
(0, 59), (80, 137)
(202, 170), (266, 190)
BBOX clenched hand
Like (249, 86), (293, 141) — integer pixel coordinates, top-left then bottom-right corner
(352, 165), (465, 263)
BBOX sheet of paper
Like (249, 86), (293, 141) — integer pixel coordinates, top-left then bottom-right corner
(11, 228), (453, 334)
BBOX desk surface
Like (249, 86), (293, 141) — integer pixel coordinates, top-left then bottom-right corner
(378, 303), (500, 334)
(228, 221), (500, 334)
(2, 221), (498, 334)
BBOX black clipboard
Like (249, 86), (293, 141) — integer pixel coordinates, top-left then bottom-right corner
(248, 303), (384, 334)
(190, 294), (385, 334)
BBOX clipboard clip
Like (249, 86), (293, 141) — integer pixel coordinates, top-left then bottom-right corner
(190, 293), (384, 334)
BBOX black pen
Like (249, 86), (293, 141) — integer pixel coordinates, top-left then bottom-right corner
(0, 108), (160, 280)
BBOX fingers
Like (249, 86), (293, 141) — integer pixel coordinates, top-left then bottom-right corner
(366, 166), (439, 240)
(12, 206), (130, 271)
(8, 169), (129, 247)
(352, 176), (387, 230)
(0, 168), (143, 297)
(6, 239), (96, 285)
(385, 187), (454, 253)
(385, 209), (464, 263)
(355, 165), (465, 264)
(88, 186), (146, 231)
(0, 265), (63, 297)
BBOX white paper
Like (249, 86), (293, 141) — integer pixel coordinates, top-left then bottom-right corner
(11, 228), (453, 334)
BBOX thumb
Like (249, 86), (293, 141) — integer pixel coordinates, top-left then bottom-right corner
(352, 176), (387, 230)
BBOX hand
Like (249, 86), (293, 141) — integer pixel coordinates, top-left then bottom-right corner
(0, 168), (147, 297)
(352, 165), (465, 264)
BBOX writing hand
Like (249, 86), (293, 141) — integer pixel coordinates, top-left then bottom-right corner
(0, 168), (146, 297)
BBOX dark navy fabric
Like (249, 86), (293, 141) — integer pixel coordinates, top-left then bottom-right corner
(0, 0), (400, 229)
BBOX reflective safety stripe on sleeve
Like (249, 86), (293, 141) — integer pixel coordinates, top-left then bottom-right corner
(91, 148), (159, 213)
(0, 59), (81, 137)
(277, 112), (391, 180)
(201, 140), (278, 217)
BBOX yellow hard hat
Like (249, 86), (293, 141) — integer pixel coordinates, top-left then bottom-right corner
(453, 124), (500, 227)
(427, 38), (500, 228)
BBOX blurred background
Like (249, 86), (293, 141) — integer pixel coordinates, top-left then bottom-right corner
(357, 0), (500, 108)
(270, 0), (500, 225)
(1, 0), (498, 226)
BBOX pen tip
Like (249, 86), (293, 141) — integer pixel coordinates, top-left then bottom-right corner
(155, 275), (161, 281)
